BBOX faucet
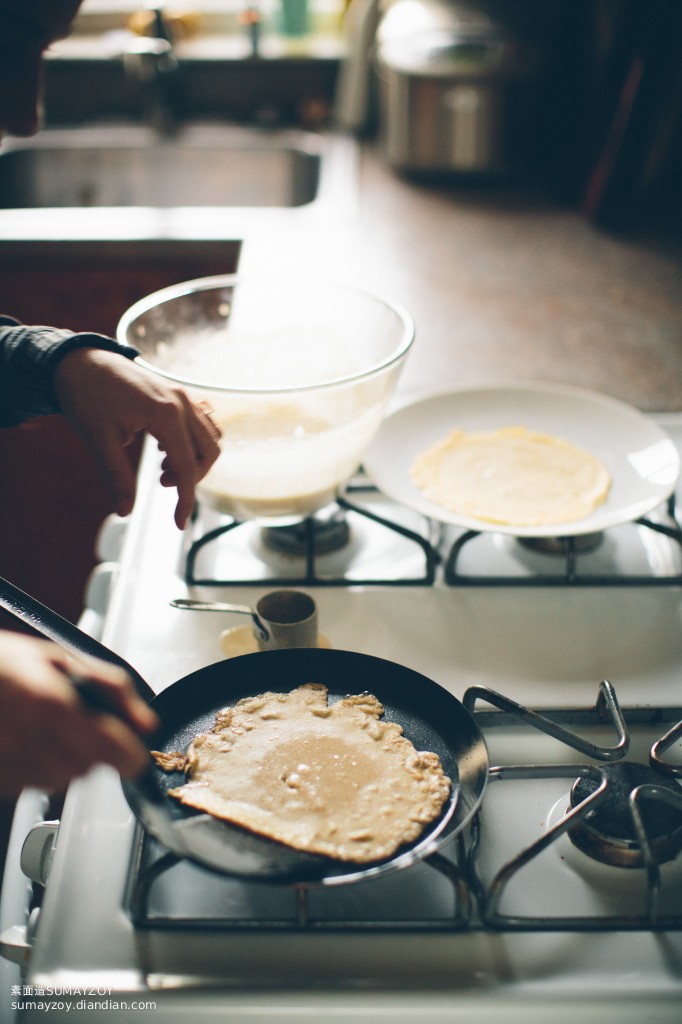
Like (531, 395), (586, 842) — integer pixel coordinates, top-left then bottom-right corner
(238, 4), (263, 60)
(333, 0), (381, 133)
(123, 5), (182, 136)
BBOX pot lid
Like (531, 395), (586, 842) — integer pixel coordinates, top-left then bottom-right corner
(376, 0), (530, 77)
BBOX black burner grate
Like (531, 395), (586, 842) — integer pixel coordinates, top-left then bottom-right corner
(183, 486), (682, 588)
(444, 494), (682, 586)
(127, 684), (682, 934)
(183, 483), (439, 587)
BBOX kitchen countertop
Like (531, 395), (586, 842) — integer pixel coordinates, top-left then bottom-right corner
(238, 142), (682, 413)
(1, 136), (680, 412)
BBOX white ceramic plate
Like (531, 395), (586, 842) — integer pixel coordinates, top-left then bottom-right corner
(363, 383), (680, 537)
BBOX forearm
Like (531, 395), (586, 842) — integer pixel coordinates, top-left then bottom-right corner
(0, 316), (138, 427)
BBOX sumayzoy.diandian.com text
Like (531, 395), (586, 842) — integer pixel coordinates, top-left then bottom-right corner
(10, 985), (157, 1013)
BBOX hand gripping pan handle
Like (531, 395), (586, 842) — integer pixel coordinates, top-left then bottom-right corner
(0, 575), (333, 879)
(0, 576), (215, 869)
(0, 575), (166, 810)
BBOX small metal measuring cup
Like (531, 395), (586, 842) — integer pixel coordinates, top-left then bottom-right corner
(170, 589), (318, 650)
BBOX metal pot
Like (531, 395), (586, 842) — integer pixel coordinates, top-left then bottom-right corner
(375, 0), (539, 175)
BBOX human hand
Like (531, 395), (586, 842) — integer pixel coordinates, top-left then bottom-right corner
(0, 630), (158, 797)
(53, 347), (222, 528)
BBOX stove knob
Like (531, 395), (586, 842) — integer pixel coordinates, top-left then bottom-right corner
(95, 513), (130, 562)
(20, 821), (59, 886)
(79, 563), (117, 639)
(25, 907), (41, 945)
(0, 910), (40, 966)
(0, 924), (31, 966)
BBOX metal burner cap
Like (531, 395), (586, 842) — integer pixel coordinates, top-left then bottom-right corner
(261, 514), (351, 557)
(518, 532), (603, 556)
(569, 762), (682, 868)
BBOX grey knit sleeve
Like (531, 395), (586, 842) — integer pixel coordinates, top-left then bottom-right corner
(0, 317), (140, 427)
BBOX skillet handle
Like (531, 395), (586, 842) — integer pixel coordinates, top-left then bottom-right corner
(0, 575), (155, 703)
(69, 673), (166, 806)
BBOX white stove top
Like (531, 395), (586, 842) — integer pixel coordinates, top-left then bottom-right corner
(3, 415), (682, 1023)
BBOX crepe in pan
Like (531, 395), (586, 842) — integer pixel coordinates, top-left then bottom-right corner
(153, 683), (451, 863)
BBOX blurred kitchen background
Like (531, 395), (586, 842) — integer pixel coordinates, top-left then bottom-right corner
(38, 0), (682, 234)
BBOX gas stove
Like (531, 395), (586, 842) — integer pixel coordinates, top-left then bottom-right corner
(1, 413), (681, 1023)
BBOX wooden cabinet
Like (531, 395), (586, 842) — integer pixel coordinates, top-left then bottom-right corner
(0, 241), (239, 622)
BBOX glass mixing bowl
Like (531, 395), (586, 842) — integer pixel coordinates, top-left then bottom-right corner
(117, 275), (415, 521)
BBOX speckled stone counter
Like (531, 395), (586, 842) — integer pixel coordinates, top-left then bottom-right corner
(241, 144), (682, 413)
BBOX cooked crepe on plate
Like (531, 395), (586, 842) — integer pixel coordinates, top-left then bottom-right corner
(153, 683), (451, 863)
(410, 425), (611, 527)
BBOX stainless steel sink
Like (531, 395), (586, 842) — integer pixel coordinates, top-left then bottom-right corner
(0, 124), (325, 209)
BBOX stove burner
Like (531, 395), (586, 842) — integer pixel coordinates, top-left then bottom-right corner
(518, 532), (603, 556)
(569, 762), (682, 868)
(261, 512), (351, 557)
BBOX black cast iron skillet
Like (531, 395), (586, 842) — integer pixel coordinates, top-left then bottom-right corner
(0, 576), (489, 886)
